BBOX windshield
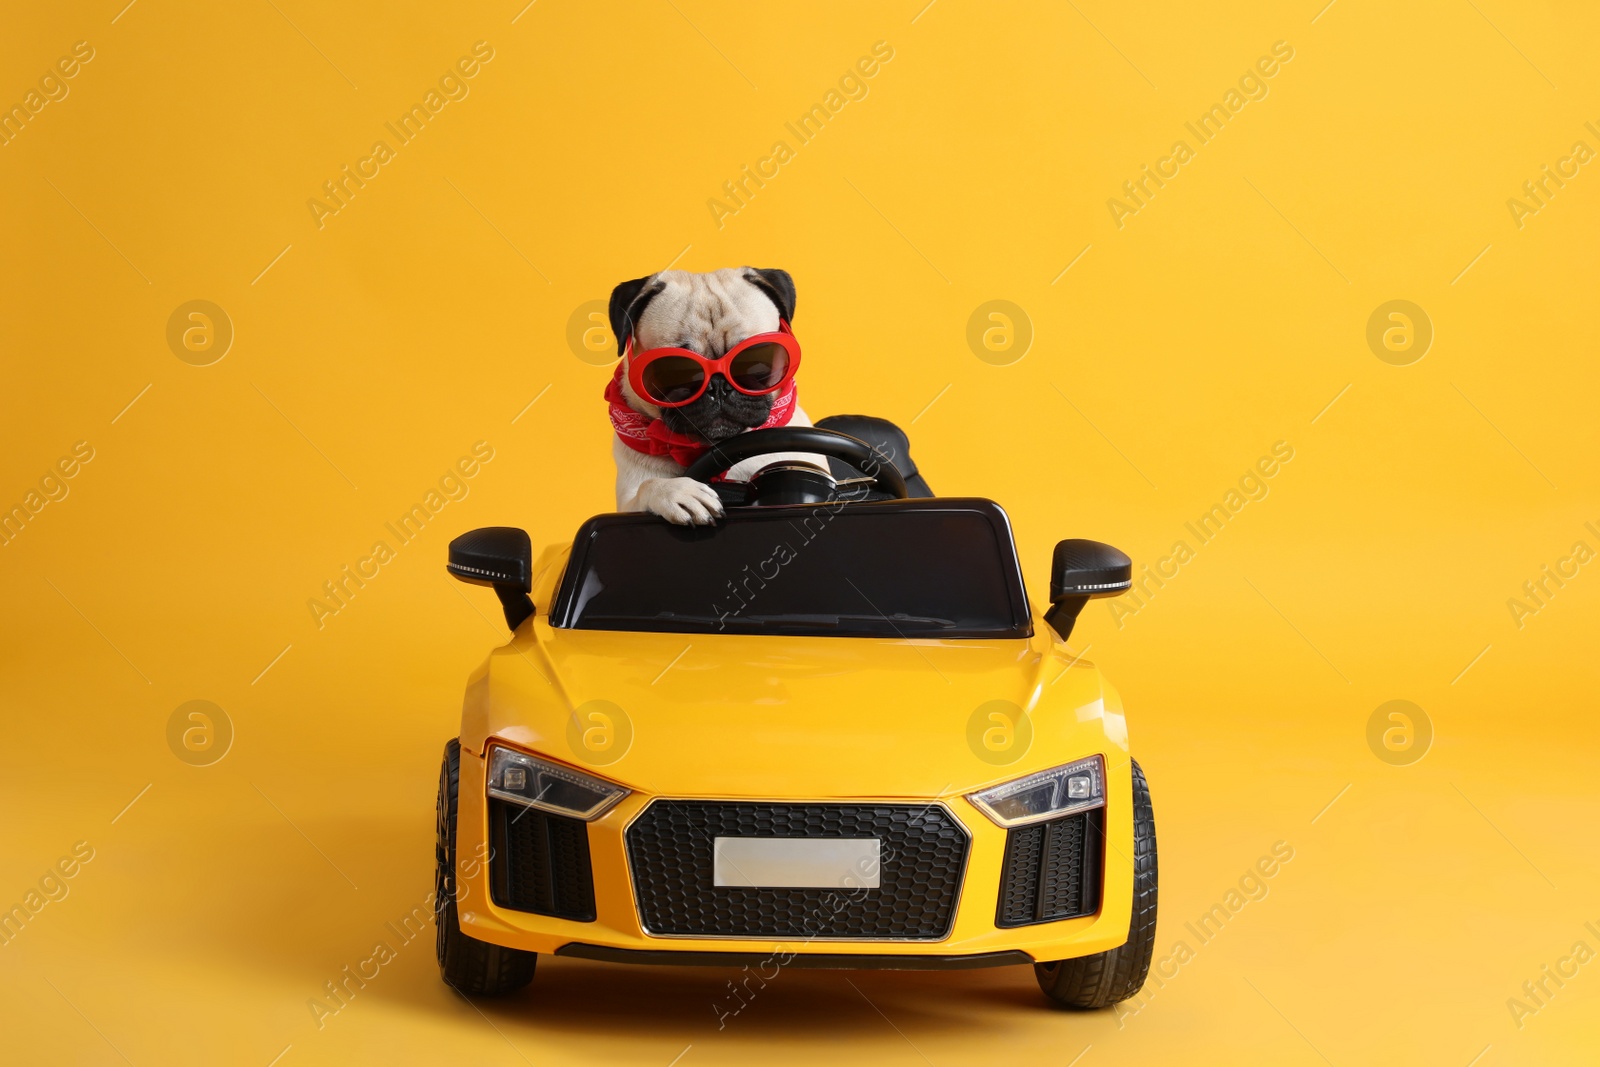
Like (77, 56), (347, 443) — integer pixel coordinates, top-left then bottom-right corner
(550, 499), (1032, 639)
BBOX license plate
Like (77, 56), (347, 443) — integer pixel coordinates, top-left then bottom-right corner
(713, 837), (881, 889)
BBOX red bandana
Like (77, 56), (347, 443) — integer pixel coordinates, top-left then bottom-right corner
(604, 363), (798, 468)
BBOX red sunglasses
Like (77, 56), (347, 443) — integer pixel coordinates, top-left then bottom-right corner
(626, 320), (801, 408)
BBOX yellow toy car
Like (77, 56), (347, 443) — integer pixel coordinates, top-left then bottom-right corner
(436, 421), (1156, 1009)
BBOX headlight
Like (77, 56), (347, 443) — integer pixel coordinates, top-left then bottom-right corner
(967, 755), (1105, 828)
(487, 744), (629, 821)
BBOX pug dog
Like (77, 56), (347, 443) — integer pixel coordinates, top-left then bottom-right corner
(606, 267), (824, 524)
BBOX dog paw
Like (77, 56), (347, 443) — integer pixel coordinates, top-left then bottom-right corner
(640, 477), (725, 525)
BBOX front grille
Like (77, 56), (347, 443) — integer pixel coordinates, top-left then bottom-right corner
(489, 799), (596, 922)
(996, 809), (1103, 927)
(626, 801), (969, 940)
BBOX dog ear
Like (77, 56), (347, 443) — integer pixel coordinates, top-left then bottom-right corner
(608, 274), (665, 356)
(743, 268), (797, 322)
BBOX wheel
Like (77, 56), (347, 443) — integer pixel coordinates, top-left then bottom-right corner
(435, 738), (536, 995)
(1034, 758), (1157, 1009)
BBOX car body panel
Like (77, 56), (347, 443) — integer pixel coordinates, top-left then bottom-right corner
(454, 540), (1136, 962)
(455, 746), (1136, 962)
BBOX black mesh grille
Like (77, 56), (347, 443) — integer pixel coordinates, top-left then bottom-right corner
(996, 809), (1102, 927)
(626, 801), (969, 939)
(490, 799), (596, 922)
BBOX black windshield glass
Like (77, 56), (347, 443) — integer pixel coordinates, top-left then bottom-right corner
(550, 499), (1032, 639)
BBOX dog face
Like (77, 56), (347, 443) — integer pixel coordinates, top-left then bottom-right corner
(608, 267), (797, 444)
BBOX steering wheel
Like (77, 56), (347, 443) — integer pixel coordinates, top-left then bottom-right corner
(683, 426), (908, 502)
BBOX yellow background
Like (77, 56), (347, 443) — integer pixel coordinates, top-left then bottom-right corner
(3, 1), (1598, 1063)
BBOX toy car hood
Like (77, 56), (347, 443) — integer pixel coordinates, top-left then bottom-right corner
(458, 609), (1128, 800)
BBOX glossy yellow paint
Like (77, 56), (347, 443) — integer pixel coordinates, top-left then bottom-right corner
(454, 539), (1135, 961)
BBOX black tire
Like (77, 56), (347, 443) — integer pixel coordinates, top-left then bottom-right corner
(436, 738), (537, 996)
(1034, 758), (1157, 1009)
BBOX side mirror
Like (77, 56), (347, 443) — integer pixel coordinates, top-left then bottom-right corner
(448, 527), (535, 632)
(1044, 539), (1132, 642)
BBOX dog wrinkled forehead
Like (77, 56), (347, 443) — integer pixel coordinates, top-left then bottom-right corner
(608, 267), (796, 356)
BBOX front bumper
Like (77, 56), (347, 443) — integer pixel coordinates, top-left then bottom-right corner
(452, 746), (1134, 965)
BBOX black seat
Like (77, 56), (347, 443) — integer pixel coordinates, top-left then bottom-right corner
(814, 415), (933, 498)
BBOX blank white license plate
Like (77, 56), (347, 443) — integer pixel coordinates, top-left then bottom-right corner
(713, 837), (881, 889)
